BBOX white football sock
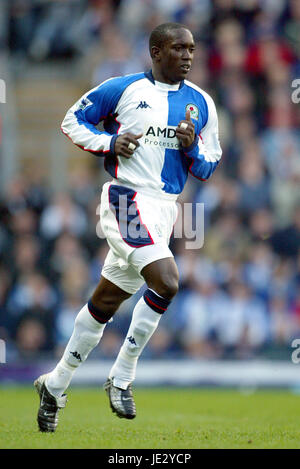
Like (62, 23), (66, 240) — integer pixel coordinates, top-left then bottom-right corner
(46, 303), (106, 397)
(109, 296), (162, 390)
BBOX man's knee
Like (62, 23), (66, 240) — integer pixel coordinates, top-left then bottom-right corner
(89, 276), (131, 323)
(142, 258), (179, 301)
(90, 293), (119, 316)
(155, 273), (179, 300)
(144, 262), (179, 300)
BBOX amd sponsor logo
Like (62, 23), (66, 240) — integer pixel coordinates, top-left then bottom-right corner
(144, 125), (180, 149)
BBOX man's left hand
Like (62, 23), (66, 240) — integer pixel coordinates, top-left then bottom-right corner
(176, 109), (195, 148)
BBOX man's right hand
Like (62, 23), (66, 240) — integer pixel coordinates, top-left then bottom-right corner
(114, 133), (143, 159)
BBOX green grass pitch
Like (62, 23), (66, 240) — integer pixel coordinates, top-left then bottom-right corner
(0, 387), (299, 449)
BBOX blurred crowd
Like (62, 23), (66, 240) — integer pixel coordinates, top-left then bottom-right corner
(1, 0), (300, 361)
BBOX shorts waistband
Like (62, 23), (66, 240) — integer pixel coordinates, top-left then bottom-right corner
(109, 179), (179, 202)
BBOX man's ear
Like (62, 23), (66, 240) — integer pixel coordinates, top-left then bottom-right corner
(150, 46), (161, 62)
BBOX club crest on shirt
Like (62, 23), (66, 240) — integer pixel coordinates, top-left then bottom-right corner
(185, 103), (199, 119)
(77, 97), (92, 111)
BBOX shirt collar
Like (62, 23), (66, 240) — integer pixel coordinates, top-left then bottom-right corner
(144, 70), (184, 90)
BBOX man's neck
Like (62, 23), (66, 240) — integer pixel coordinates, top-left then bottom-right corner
(151, 68), (180, 86)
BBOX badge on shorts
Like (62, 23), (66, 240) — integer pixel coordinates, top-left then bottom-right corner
(155, 224), (163, 237)
(185, 103), (199, 119)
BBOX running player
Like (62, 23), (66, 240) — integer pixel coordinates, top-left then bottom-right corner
(34, 22), (222, 432)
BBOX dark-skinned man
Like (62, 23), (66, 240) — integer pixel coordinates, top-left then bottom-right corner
(34, 22), (222, 432)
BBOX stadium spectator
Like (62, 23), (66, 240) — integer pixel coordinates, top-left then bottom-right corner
(39, 192), (88, 240)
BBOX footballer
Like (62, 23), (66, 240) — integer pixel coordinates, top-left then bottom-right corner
(34, 22), (222, 432)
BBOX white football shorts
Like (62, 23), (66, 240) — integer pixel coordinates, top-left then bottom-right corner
(100, 181), (178, 294)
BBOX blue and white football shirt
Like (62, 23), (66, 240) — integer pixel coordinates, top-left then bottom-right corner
(61, 70), (222, 200)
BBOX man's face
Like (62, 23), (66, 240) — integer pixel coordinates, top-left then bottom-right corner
(153, 28), (195, 84)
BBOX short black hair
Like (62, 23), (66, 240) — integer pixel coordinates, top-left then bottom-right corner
(149, 22), (189, 57)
